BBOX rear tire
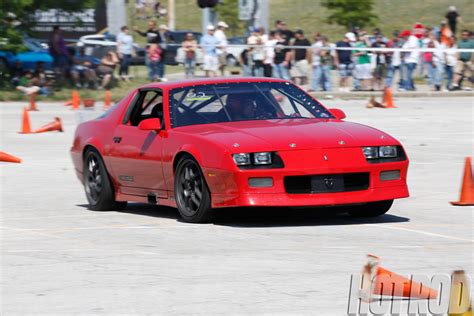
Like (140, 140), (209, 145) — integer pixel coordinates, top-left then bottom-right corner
(83, 149), (127, 211)
(174, 156), (213, 223)
(347, 200), (393, 217)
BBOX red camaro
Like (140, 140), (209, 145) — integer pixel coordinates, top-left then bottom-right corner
(71, 78), (409, 222)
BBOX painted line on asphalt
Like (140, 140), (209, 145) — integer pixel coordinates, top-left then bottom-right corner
(4, 249), (101, 253)
(0, 226), (63, 239)
(1, 213), (113, 221)
(367, 224), (474, 243)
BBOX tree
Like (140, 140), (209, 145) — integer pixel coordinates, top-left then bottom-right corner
(0, 0), (97, 52)
(214, 0), (245, 36)
(321, 0), (378, 31)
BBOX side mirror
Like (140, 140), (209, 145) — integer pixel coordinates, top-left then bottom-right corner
(138, 118), (162, 131)
(328, 108), (346, 120)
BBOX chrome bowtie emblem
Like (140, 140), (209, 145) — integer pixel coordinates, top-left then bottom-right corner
(324, 177), (334, 189)
(323, 155), (328, 161)
(289, 143), (296, 148)
(233, 143), (240, 148)
(338, 140), (346, 145)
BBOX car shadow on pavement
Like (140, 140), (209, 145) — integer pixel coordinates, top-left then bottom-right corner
(78, 203), (409, 227)
(211, 207), (410, 228)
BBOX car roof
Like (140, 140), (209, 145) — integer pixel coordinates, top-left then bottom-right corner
(140, 77), (288, 90)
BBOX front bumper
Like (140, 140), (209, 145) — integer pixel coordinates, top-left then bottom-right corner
(204, 148), (409, 208)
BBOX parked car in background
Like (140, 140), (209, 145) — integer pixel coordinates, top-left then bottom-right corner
(79, 31), (204, 66)
(78, 34), (146, 65)
(0, 37), (53, 72)
(226, 36), (246, 67)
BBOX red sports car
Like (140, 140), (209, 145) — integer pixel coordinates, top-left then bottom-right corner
(71, 78), (409, 222)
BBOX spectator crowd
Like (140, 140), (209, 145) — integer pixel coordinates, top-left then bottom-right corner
(9, 5), (474, 97)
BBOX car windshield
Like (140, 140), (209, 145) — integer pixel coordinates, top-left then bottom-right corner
(23, 38), (44, 52)
(169, 82), (333, 127)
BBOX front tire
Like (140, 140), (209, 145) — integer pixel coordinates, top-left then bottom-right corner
(347, 200), (393, 217)
(174, 156), (213, 223)
(83, 149), (127, 211)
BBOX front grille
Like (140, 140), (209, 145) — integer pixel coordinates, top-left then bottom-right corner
(284, 172), (370, 194)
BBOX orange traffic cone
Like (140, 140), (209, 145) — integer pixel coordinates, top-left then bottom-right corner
(360, 254), (438, 302)
(71, 90), (80, 110)
(34, 117), (63, 133)
(0, 151), (22, 163)
(104, 90), (111, 110)
(18, 108), (32, 134)
(383, 87), (397, 108)
(28, 93), (39, 111)
(451, 157), (474, 206)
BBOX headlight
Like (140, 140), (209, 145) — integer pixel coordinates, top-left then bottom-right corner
(233, 153), (251, 166)
(232, 152), (277, 167)
(379, 146), (397, 158)
(363, 146), (401, 160)
(253, 152), (272, 165)
(363, 147), (379, 159)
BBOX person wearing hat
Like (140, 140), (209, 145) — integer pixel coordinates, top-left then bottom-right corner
(445, 6), (461, 35)
(335, 32), (356, 92)
(215, 21), (229, 76)
(200, 25), (221, 77)
(400, 29), (420, 91)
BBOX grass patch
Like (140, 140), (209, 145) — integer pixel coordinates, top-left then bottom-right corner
(0, 65), (187, 102)
(130, 0), (473, 44)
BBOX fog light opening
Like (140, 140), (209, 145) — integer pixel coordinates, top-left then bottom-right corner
(380, 170), (401, 181)
(248, 177), (274, 188)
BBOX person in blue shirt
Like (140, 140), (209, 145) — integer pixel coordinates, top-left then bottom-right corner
(70, 47), (98, 89)
(200, 25), (221, 77)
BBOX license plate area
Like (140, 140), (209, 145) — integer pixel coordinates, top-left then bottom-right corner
(284, 173), (370, 194)
(311, 175), (344, 193)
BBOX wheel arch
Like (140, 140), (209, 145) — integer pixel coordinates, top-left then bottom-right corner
(83, 144), (99, 160)
(173, 149), (201, 172)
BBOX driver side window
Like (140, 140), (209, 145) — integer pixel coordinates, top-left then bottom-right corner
(128, 90), (163, 126)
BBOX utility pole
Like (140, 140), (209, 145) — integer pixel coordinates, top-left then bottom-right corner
(168, 0), (175, 30)
(106, 0), (127, 35)
(201, 7), (217, 34)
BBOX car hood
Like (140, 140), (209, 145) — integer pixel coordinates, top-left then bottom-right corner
(175, 119), (400, 152)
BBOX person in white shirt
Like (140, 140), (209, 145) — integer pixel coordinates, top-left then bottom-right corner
(263, 31), (277, 77)
(400, 30), (420, 90)
(214, 21), (228, 76)
(424, 32), (444, 91)
(116, 25), (135, 81)
(310, 35), (323, 91)
(443, 37), (457, 91)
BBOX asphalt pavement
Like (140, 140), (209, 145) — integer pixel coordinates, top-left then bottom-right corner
(0, 96), (473, 315)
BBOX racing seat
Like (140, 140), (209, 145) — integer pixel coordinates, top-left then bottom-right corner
(151, 102), (164, 122)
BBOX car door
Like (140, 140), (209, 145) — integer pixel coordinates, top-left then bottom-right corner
(108, 88), (168, 198)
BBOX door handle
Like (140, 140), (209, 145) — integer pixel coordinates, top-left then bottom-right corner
(113, 136), (122, 143)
